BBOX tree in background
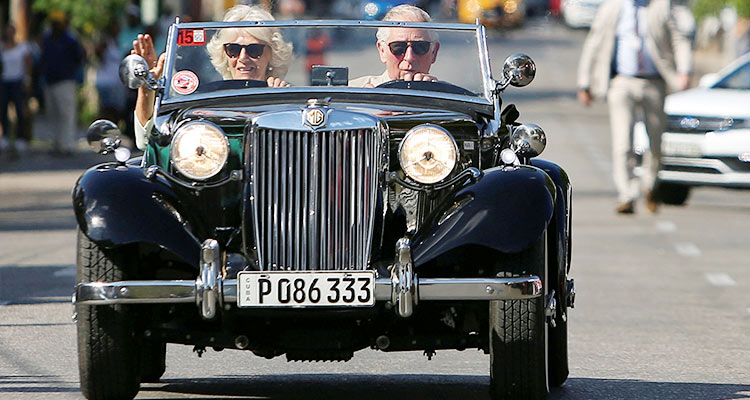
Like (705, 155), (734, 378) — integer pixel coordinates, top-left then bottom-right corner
(693, 0), (750, 20)
(31, 0), (128, 38)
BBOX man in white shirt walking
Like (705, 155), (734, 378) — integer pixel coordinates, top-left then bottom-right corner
(577, 0), (692, 214)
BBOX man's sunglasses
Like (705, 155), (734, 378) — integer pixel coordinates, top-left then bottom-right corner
(223, 43), (266, 59)
(388, 41), (431, 57)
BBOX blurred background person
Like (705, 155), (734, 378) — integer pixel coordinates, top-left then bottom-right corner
(305, 27), (331, 84)
(0, 24), (32, 156)
(95, 23), (125, 135)
(41, 10), (85, 156)
(577, 0), (692, 215)
(118, 3), (144, 144)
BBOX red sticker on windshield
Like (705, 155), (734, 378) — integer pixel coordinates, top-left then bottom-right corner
(171, 70), (199, 95)
(177, 29), (205, 46)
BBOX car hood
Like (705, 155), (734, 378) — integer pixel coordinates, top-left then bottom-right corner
(665, 88), (750, 118)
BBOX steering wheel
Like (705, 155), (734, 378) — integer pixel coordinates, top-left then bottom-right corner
(196, 79), (268, 93)
(375, 79), (476, 96)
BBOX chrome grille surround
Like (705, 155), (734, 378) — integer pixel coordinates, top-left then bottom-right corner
(246, 108), (387, 271)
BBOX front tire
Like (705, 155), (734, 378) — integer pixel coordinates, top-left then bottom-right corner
(658, 182), (690, 206)
(76, 230), (141, 400)
(140, 340), (166, 383)
(489, 235), (548, 400)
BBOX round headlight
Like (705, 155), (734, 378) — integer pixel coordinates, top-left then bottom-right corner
(170, 122), (229, 180)
(399, 124), (458, 184)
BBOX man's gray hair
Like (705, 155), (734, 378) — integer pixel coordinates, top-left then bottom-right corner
(376, 4), (436, 43)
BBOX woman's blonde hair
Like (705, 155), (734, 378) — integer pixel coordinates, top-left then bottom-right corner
(206, 5), (293, 80)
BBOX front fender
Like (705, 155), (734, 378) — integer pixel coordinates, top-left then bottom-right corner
(72, 163), (201, 267)
(533, 159), (573, 310)
(412, 165), (555, 266)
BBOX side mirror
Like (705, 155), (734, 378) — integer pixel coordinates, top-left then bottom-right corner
(502, 53), (536, 88)
(119, 54), (155, 90)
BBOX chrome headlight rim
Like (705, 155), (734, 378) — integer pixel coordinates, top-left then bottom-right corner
(170, 121), (230, 181)
(398, 123), (459, 185)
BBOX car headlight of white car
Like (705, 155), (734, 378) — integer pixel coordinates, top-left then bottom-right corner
(170, 122), (230, 180)
(398, 124), (458, 184)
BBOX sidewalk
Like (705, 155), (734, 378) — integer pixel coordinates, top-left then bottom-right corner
(0, 112), (137, 174)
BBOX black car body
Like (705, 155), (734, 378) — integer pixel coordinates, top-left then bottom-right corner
(73, 20), (574, 400)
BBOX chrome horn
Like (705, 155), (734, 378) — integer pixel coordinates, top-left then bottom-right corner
(510, 124), (546, 158)
(86, 119), (130, 162)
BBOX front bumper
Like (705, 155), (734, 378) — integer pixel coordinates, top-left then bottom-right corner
(659, 131), (750, 187)
(74, 276), (542, 307)
(74, 238), (542, 319)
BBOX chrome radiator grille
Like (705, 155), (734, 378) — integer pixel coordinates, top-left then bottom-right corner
(248, 126), (383, 271)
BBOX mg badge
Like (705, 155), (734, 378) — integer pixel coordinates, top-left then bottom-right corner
(306, 108), (325, 127)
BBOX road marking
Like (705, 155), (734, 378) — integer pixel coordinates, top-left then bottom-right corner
(704, 273), (737, 287)
(54, 267), (76, 278)
(656, 220), (677, 233)
(675, 242), (701, 257)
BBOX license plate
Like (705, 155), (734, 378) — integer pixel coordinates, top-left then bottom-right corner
(237, 271), (376, 308)
(662, 135), (703, 157)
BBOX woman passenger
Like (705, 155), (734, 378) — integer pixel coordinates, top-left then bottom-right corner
(131, 5), (293, 150)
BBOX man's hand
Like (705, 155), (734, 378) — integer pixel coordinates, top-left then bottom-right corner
(402, 72), (437, 82)
(577, 89), (592, 107)
(676, 73), (690, 91)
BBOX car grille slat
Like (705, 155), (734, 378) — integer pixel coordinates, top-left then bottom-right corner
(250, 126), (381, 271)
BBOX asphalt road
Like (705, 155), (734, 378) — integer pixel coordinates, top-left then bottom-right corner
(0, 18), (749, 400)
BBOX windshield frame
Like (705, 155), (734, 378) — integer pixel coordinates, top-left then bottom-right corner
(159, 19), (495, 110)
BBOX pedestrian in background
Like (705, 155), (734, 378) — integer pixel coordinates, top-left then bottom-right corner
(95, 24), (125, 129)
(577, 0), (692, 214)
(117, 4), (144, 144)
(0, 24), (32, 156)
(41, 10), (85, 156)
(305, 27), (330, 84)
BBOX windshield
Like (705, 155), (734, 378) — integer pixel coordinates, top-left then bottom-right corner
(163, 21), (490, 101)
(713, 61), (750, 90)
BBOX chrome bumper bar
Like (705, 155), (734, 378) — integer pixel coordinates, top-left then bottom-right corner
(73, 238), (542, 319)
(74, 276), (541, 311)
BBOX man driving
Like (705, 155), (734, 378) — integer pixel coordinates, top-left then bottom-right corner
(349, 5), (439, 88)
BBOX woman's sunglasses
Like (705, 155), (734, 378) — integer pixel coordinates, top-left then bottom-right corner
(388, 41), (431, 57)
(223, 43), (266, 59)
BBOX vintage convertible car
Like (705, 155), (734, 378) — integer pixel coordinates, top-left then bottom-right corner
(72, 20), (574, 400)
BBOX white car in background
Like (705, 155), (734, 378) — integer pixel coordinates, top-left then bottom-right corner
(561, 0), (604, 28)
(657, 53), (750, 205)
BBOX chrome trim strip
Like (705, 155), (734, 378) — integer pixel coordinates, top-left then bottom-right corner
(173, 20), (482, 30)
(75, 281), (196, 304)
(476, 24), (494, 100)
(74, 276), (542, 305)
(415, 277), (543, 300)
(161, 88), (494, 109)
